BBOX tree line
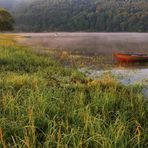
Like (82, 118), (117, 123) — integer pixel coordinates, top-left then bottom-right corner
(0, 8), (14, 31)
(0, 0), (148, 32)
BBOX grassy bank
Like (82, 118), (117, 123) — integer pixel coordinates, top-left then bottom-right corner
(0, 35), (147, 148)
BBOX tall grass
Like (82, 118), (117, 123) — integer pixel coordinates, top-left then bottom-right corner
(0, 35), (147, 148)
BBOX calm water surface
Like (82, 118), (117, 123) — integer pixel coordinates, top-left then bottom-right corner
(18, 32), (148, 55)
(80, 67), (148, 98)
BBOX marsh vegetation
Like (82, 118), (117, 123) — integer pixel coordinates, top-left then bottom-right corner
(0, 34), (147, 147)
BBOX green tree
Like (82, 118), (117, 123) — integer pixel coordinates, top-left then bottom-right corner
(0, 8), (14, 31)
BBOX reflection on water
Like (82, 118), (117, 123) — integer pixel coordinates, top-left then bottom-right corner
(142, 87), (148, 99)
(80, 68), (148, 85)
(80, 68), (148, 98)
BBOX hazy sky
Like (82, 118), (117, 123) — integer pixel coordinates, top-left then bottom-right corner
(0, 0), (30, 9)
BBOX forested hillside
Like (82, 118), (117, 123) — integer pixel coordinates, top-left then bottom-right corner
(0, 0), (148, 32)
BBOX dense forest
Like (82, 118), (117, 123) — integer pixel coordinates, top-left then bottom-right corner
(0, 0), (148, 32)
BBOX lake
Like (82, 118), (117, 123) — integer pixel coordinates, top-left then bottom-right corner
(15, 32), (148, 97)
(17, 32), (148, 56)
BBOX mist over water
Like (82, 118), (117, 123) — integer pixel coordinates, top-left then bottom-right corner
(18, 32), (148, 56)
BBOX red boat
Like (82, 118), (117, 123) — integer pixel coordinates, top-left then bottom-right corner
(113, 53), (148, 62)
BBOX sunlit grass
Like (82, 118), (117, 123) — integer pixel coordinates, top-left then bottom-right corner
(0, 34), (147, 148)
(0, 34), (24, 47)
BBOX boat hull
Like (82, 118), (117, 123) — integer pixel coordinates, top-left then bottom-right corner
(113, 53), (148, 62)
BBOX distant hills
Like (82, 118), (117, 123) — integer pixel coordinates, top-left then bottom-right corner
(0, 0), (148, 32)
